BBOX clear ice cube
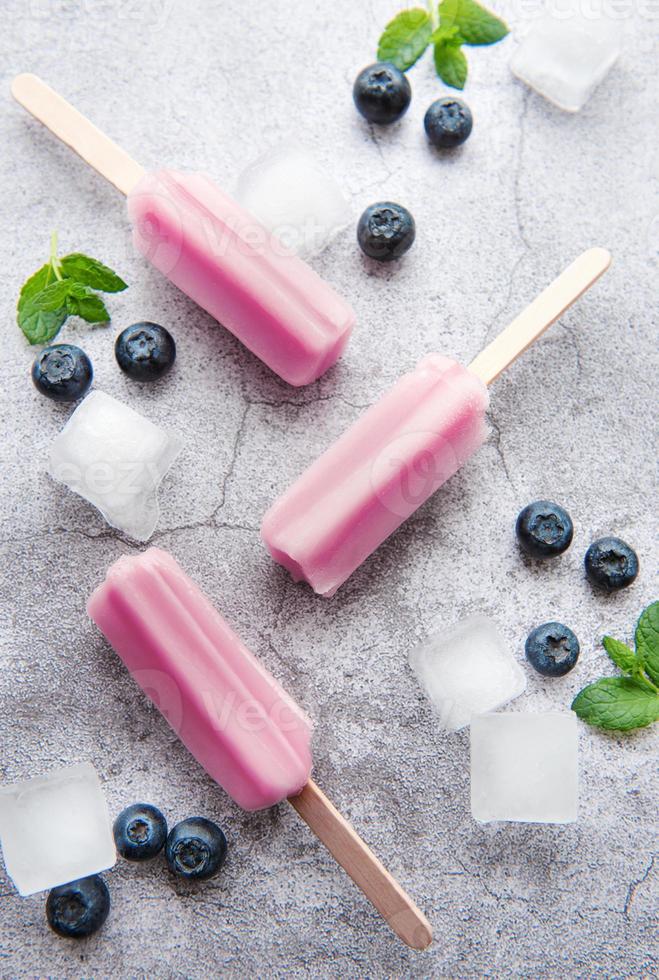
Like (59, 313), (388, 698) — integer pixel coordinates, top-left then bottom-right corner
(409, 614), (526, 732)
(471, 712), (578, 824)
(510, 7), (621, 112)
(235, 145), (351, 258)
(48, 390), (182, 541)
(0, 762), (116, 895)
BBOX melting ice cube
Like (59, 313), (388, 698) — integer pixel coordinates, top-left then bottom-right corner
(409, 614), (526, 732)
(235, 145), (351, 258)
(48, 390), (181, 541)
(510, 7), (621, 112)
(0, 762), (116, 895)
(471, 712), (578, 824)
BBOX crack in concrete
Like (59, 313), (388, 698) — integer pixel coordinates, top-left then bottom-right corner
(487, 412), (516, 492)
(369, 126), (396, 185)
(150, 402), (255, 540)
(247, 393), (369, 413)
(560, 323), (583, 382)
(151, 520), (259, 541)
(214, 402), (252, 517)
(455, 858), (504, 902)
(513, 89), (532, 254)
(623, 854), (657, 917)
(6, 526), (139, 548)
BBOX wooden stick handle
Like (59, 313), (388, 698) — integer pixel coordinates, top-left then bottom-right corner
(288, 779), (432, 950)
(468, 247), (611, 386)
(11, 73), (144, 196)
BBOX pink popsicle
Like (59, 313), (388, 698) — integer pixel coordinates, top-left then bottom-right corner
(88, 548), (433, 948)
(88, 547), (312, 810)
(11, 75), (355, 388)
(262, 356), (489, 597)
(128, 170), (355, 386)
(262, 248), (614, 596)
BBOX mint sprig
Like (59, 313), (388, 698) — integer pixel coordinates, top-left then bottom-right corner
(17, 233), (127, 345)
(376, 1), (508, 90)
(377, 8), (434, 70)
(572, 602), (659, 732)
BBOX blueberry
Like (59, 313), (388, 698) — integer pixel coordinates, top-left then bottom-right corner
(46, 875), (110, 939)
(353, 62), (411, 125)
(585, 537), (639, 591)
(115, 322), (176, 381)
(357, 202), (416, 262)
(516, 500), (574, 558)
(31, 344), (93, 403)
(424, 97), (473, 149)
(525, 622), (580, 677)
(166, 817), (227, 881)
(113, 803), (168, 861)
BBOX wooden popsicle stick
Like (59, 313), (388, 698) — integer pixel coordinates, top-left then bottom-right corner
(11, 73), (144, 196)
(288, 779), (432, 950)
(468, 247), (611, 386)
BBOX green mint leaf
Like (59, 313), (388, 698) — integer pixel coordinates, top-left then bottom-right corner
(572, 677), (659, 732)
(602, 636), (637, 674)
(433, 40), (468, 89)
(430, 24), (460, 43)
(17, 281), (73, 345)
(18, 263), (56, 313)
(18, 280), (72, 344)
(19, 307), (68, 346)
(65, 282), (111, 323)
(635, 601), (659, 687)
(59, 253), (128, 293)
(21, 279), (71, 314)
(439, 0), (509, 46)
(377, 8), (433, 71)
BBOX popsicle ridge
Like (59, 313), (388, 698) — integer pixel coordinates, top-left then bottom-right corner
(88, 549), (312, 810)
(128, 171), (355, 385)
(163, 172), (350, 342)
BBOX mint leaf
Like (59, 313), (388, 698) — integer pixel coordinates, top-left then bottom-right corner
(635, 601), (659, 687)
(430, 24), (461, 43)
(19, 306), (69, 346)
(602, 636), (637, 674)
(433, 40), (468, 89)
(21, 279), (71, 314)
(439, 0), (509, 45)
(572, 677), (659, 731)
(18, 279), (72, 344)
(65, 282), (111, 323)
(377, 8), (433, 71)
(16, 236), (127, 344)
(18, 263), (56, 312)
(59, 253), (127, 293)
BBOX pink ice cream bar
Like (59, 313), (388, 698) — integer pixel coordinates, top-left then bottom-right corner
(262, 248), (613, 596)
(88, 548), (312, 810)
(11, 74), (354, 387)
(262, 356), (488, 596)
(128, 171), (354, 386)
(88, 548), (433, 948)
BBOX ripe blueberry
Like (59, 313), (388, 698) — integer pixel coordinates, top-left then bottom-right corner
(353, 63), (412, 125)
(32, 344), (93, 403)
(525, 622), (580, 677)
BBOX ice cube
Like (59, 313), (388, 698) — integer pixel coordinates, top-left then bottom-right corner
(48, 390), (182, 541)
(471, 712), (578, 824)
(0, 762), (116, 895)
(235, 145), (351, 258)
(409, 614), (526, 732)
(510, 7), (621, 112)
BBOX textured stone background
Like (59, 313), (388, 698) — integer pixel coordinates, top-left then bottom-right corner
(0, 1), (657, 977)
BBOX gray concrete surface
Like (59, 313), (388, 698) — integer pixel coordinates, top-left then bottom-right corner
(1, 1), (657, 976)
